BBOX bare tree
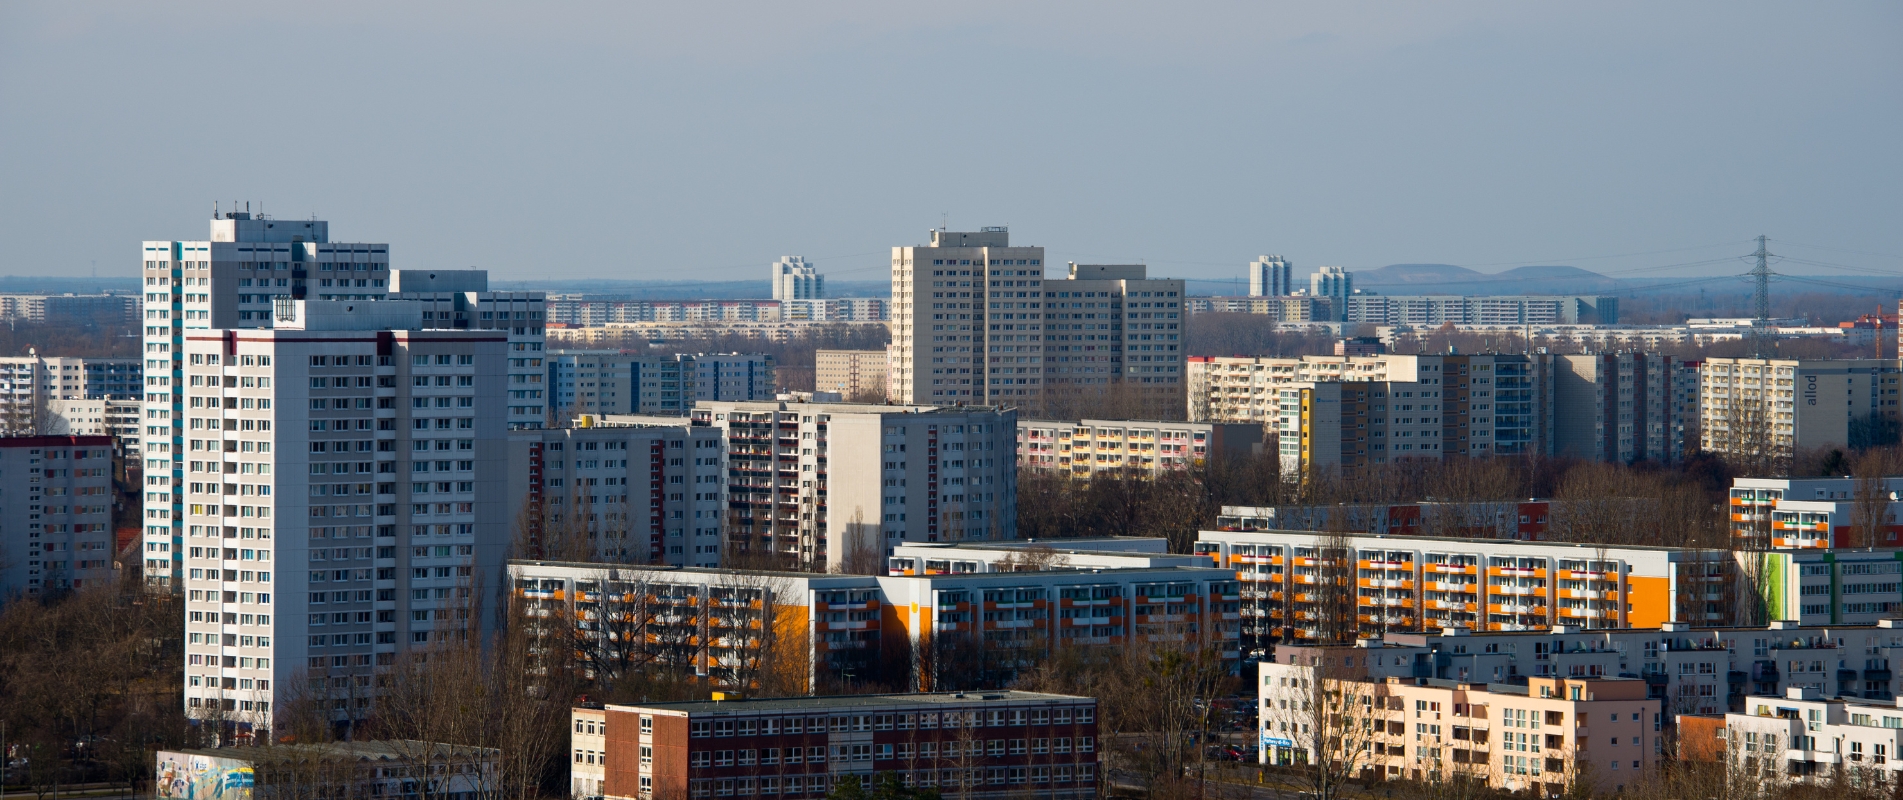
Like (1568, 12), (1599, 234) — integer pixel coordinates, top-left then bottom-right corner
(1848, 448), (1898, 550)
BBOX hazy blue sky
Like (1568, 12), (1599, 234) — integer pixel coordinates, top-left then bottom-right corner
(2, 2), (1898, 286)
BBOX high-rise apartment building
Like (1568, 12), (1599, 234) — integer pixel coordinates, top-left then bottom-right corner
(506, 424), (728, 567)
(685, 400), (1016, 570)
(770, 256), (824, 302)
(174, 299), (510, 733)
(889, 228), (1043, 406)
(0, 435), (116, 596)
(1247, 255), (1293, 297)
(1047, 264), (1187, 416)
(142, 211), (392, 588)
(1550, 353), (1699, 464)
(387, 269), (546, 430)
(548, 352), (776, 417)
(1700, 358), (1901, 459)
(1310, 266), (1352, 321)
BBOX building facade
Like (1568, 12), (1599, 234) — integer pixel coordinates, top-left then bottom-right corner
(505, 423), (728, 567)
(583, 692), (1099, 800)
(1700, 358), (1901, 459)
(1728, 477), (1903, 550)
(142, 212), (393, 588)
(684, 401), (1017, 570)
(1550, 353), (1700, 465)
(0, 356), (141, 436)
(549, 352), (776, 418)
(1711, 687), (1903, 788)
(0, 293), (140, 326)
(1346, 295), (1617, 326)
(387, 269), (548, 430)
(1247, 255), (1293, 298)
(512, 559), (1238, 691)
(771, 256), (824, 302)
(782, 298), (887, 322)
(889, 227), (1045, 406)
(1015, 418), (1261, 476)
(1194, 529), (1737, 657)
(173, 300), (511, 733)
(814, 350), (888, 400)
(0, 435), (115, 596)
(1310, 266), (1353, 321)
(1186, 296), (1332, 322)
(1258, 661), (1660, 796)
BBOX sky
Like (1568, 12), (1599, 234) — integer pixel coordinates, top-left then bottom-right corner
(1, 2), (1899, 287)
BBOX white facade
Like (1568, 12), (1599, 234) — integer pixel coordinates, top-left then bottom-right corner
(1309, 266), (1352, 320)
(889, 227), (1041, 405)
(771, 256), (824, 302)
(142, 212), (393, 588)
(1247, 255), (1293, 297)
(1700, 358), (1900, 457)
(175, 300), (511, 732)
(687, 400), (1018, 570)
(388, 269), (547, 430)
(0, 356), (141, 436)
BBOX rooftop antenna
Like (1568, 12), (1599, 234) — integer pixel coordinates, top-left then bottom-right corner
(941, 212), (948, 232)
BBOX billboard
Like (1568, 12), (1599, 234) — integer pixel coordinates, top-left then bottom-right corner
(155, 750), (255, 800)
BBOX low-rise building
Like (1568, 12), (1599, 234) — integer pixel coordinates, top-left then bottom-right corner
(1195, 529), (1738, 656)
(581, 691), (1099, 800)
(549, 352), (777, 418)
(1259, 659), (1659, 796)
(510, 560), (1239, 692)
(155, 741), (498, 797)
(1266, 618), (1903, 719)
(1215, 502), (1551, 540)
(1708, 687), (1903, 787)
(886, 539), (1203, 575)
(1016, 418), (1262, 476)
(1729, 476), (1903, 549)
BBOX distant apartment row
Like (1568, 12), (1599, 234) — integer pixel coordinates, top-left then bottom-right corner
(1189, 352), (1903, 470)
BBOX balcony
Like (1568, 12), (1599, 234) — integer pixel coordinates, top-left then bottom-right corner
(1868, 668), (1894, 682)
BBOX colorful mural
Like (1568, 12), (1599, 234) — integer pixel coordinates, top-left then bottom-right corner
(154, 750), (255, 800)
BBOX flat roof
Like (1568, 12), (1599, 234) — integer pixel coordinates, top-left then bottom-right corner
(609, 690), (1090, 715)
(1198, 528), (1724, 554)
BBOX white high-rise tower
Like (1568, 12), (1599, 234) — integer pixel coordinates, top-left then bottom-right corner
(140, 211), (390, 588)
(1248, 255), (1293, 297)
(175, 299), (510, 734)
(770, 256), (823, 301)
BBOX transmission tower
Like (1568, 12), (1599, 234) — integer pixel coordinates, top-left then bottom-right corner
(1750, 234), (1773, 358)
